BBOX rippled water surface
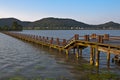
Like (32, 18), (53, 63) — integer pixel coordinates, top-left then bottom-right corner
(0, 30), (120, 80)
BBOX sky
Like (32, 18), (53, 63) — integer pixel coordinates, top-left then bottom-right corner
(0, 0), (120, 24)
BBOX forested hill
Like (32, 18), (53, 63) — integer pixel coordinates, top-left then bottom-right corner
(96, 21), (120, 29)
(28, 17), (90, 29)
(0, 17), (120, 30)
(0, 18), (30, 27)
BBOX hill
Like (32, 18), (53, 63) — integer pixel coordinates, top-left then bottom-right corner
(0, 18), (31, 27)
(28, 17), (90, 30)
(0, 17), (120, 30)
(96, 21), (120, 29)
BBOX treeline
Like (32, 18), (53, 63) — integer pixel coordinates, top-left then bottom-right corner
(25, 18), (120, 30)
(0, 17), (120, 30)
(24, 18), (90, 30)
(0, 21), (23, 31)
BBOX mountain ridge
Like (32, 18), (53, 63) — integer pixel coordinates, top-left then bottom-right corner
(0, 17), (120, 30)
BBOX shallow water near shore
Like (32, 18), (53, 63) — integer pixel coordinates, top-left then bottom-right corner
(0, 30), (120, 80)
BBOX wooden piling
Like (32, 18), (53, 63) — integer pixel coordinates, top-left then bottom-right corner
(95, 46), (100, 67)
(84, 35), (89, 41)
(79, 48), (82, 56)
(49, 37), (53, 48)
(56, 38), (60, 45)
(107, 46), (110, 66)
(76, 46), (80, 58)
(91, 33), (97, 39)
(104, 34), (109, 40)
(90, 47), (95, 65)
(50, 37), (53, 44)
(73, 48), (76, 54)
(66, 49), (69, 55)
(42, 36), (45, 42)
(62, 39), (66, 46)
(98, 35), (103, 43)
(74, 34), (79, 40)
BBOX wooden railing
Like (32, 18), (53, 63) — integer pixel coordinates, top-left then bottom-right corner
(3, 32), (120, 46)
(2, 32), (120, 67)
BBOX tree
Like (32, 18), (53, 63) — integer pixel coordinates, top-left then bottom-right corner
(11, 21), (23, 31)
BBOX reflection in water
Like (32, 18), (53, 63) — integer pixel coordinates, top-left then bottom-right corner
(0, 31), (120, 80)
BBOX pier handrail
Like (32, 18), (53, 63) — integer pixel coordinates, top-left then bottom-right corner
(66, 36), (75, 44)
(2, 31), (120, 67)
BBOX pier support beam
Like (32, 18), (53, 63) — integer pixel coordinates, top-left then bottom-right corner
(74, 34), (79, 40)
(62, 39), (66, 46)
(95, 46), (100, 67)
(59, 48), (62, 53)
(104, 34), (109, 41)
(76, 46), (80, 58)
(84, 35), (89, 41)
(79, 48), (82, 56)
(90, 47), (95, 65)
(65, 49), (69, 55)
(98, 35), (103, 43)
(73, 48), (76, 54)
(107, 47), (110, 67)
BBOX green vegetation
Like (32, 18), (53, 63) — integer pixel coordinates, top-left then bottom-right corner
(11, 21), (23, 31)
(0, 21), (23, 31)
(5, 76), (56, 80)
(87, 71), (119, 80)
(8, 76), (26, 80)
(27, 17), (90, 30)
(74, 63), (120, 80)
(0, 17), (120, 30)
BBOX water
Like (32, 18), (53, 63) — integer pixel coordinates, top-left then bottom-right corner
(0, 30), (120, 80)
(19, 30), (120, 39)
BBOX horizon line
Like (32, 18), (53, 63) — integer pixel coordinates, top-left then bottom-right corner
(0, 17), (119, 25)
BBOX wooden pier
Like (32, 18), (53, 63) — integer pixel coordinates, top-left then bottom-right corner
(2, 32), (120, 67)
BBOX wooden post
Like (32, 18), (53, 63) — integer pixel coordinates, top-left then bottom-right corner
(50, 37), (53, 44)
(87, 35), (89, 41)
(95, 46), (100, 67)
(107, 52), (110, 67)
(62, 39), (66, 46)
(76, 46), (79, 58)
(91, 33), (96, 39)
(84, 35), (89, 41)
(49, 37), (53, 48)
(104, 34), (109, 41)
(73, 48), (76, 54)
(39, 36), (41, 41)
(43, 36), (45, 42)
(90, 47), (93, 65)
(44, 37), (46, 42)
(66, 49), (69, 55)
(107, 46), (110, 67)
(79, 48), (82, 56)
(98, 35), (103, 43)
(56, 38), (60, 45)
(36, 35), (38, 40)
(90, 47), (95, 65)
(93, 48), (96, 62)
(74, 34), (79, 40)
(84, 35), (87, 41)
(33, 35), (35, 39)
(31, 35), (34, 41)
(107, 50), (110, 62)
(46, 37), (49, 43)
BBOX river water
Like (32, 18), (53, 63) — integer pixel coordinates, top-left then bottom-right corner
(0, 30), (120, 80)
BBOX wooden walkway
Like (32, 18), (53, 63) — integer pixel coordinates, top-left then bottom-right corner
(2, 32), (120, 67)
